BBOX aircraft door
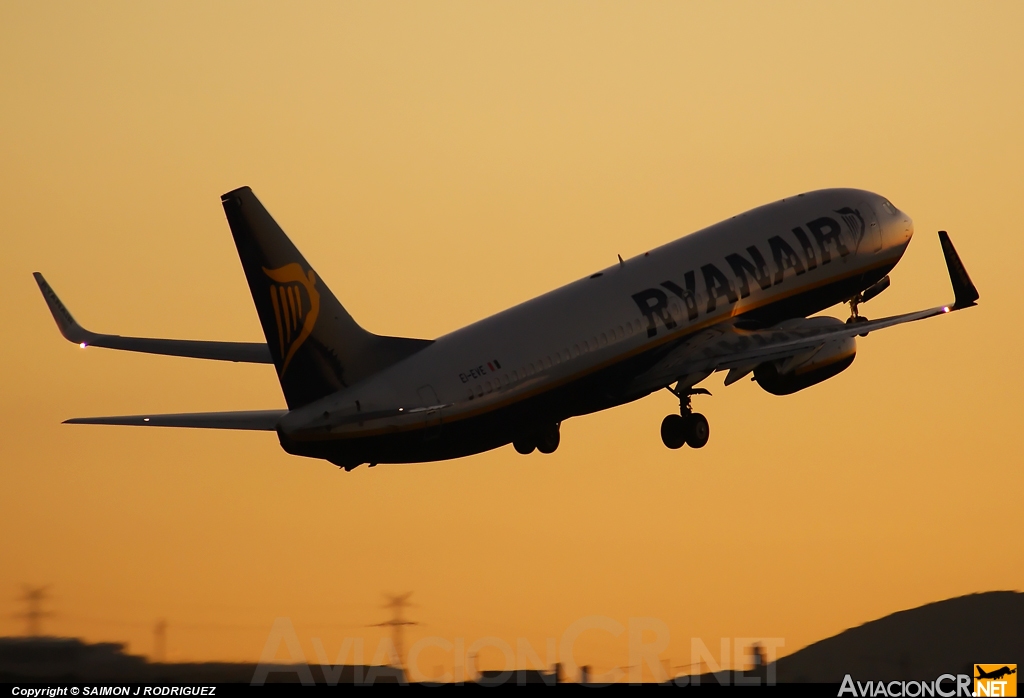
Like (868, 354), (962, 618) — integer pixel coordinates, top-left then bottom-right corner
(416, 384), (442, 440)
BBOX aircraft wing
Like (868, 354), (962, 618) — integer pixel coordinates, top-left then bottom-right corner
(64, 409), (287, 430)
(630, 231), (979, 392)
(34, 273), (273, 363)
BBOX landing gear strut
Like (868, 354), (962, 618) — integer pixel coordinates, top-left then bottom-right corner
(660, 386), (710, 450)
(513, 422), (561, 455)
(845, 292), (870, 336)
(845, 273), (892, 337)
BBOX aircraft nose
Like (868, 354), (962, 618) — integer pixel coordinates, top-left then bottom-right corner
(877, 197), (913, 252)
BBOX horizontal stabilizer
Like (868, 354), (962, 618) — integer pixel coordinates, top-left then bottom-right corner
(34, 273), (272, 363)
(64, 409), (287, 430)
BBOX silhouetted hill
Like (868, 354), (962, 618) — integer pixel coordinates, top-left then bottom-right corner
(771, 591), (1023, 683)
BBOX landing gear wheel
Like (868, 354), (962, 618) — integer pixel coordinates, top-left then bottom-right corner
(846, 315), (870, 337)
(660, 414), (687, 450)
(685, 413), (710, 449)
(513, 438), (535, 455)
(536, 424), (560, 454)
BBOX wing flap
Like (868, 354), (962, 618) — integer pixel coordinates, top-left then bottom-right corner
(64, 409), (287, 431)
(34, 273), (273, 363)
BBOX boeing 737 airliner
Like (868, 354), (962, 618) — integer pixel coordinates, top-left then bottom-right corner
(35, 187), (978, 469)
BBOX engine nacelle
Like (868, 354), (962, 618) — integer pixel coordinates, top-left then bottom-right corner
(753, 318), (856, 395)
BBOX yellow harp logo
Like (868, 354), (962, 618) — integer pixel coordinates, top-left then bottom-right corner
(263, 264), (320, 374)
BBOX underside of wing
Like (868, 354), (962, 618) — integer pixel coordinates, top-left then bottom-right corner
(715, 307), (946, 370)
(64, 410), (287, 430)
(629, 231), (977, 394)
(627, 307), (948, 396)
(34, 273), (273, 363)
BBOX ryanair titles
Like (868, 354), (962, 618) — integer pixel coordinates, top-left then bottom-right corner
(632, 211), (861, 337)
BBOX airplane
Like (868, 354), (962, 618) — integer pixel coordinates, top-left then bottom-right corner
(35, 186), (978, 470)
(976, 666), (1016, 681)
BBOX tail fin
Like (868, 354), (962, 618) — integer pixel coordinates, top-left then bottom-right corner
(221, 187), (431, 408)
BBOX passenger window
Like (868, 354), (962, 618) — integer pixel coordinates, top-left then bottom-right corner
(600, 333), (607, 347)
(616, 326), (624, 340)
(572, 344), (580, 357)
(501, 374), (509, 387)
(476, 384), (483, 397)
(468, 387), (474, 400)
(543, 356), (552, 369)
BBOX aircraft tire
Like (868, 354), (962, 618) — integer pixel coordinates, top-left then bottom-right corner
(846, 315), (870, 337)
(513, 437), (535, 455)
(537, 425), (560, 454)
(685, 413), (710, 449)
(660, 414), (687, 449)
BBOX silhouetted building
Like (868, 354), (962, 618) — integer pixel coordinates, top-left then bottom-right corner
(0, 637), (149, 681)
(0, 636), (404, 684)
(477, 664), (561, 686)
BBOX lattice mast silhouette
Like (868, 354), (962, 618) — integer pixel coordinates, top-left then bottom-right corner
(17, 585), (52, 636)
(371, 592), (418, 669)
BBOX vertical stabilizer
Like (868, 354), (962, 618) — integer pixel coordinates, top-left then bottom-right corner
(221, 187), (431, 408)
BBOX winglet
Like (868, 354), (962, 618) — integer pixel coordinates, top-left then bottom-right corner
(33, 273), (95, 345)
(938, 231), (979, 309)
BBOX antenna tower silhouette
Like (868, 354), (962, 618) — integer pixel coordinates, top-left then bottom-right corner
(17, 585), (52, 636)
(154, 619), (167, 662)
(371, 592), (418, 669)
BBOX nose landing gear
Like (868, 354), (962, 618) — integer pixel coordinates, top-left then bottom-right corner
(660, 386), (710, 450)
(846, 275), (890, 337)
(845, 294), (870, 337)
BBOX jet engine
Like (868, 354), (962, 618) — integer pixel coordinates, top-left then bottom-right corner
(753, 319), (856, 395)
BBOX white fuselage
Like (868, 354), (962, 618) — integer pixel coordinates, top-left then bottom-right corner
(280, 188), (913, 454)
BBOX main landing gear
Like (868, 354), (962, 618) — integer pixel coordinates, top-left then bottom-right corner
(660, 386), (710, 450)
(513, 422), (561, 455)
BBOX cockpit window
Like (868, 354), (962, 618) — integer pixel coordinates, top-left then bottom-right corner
(881, 199), (899, 215)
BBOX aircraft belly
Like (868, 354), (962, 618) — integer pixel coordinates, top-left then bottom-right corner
(278, 347), (669, 465)
(280, 252), (899, 468)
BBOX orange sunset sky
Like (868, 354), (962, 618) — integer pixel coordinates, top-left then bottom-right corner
(1, 1), (1021, 680)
